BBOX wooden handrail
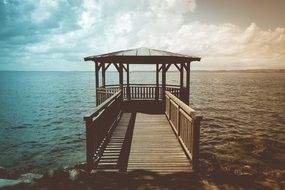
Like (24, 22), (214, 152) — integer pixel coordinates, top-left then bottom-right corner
(165, 91), (195, 118)
(84, 90), (122, 120)
(102, 84), (181, 88)
(165, 91), (202, 171)
(96, 91), (114, 95)
(84, 90), (123, 171)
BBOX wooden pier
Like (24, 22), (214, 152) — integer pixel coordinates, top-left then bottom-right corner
(83, 47), (202, 174)
(127, 113), (193, 174)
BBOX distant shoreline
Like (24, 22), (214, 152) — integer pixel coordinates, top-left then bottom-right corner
(0, 69), (285, 73)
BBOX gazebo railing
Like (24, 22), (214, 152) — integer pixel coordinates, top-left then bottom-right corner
(96, 90), (115, 106)
(124, 84), (158, 100)
(96, 84), (181, 105)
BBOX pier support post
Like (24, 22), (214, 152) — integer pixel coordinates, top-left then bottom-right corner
(180, 64), (184, 87)
(126, 64), (130, 100)
(102, 63), (105, 87)
(155, 63), (159, 100)
(192, 116), (202, 172)
(162, 64), (166, 107)
(85, 117), (94, 172)
(185, 62), (191, 105)
(180, 63), (184, 100)
(95, 62), (99, 105)
(119, 63), (123, 90)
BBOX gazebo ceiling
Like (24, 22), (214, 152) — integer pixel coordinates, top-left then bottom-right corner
(84, 47), (201, 64)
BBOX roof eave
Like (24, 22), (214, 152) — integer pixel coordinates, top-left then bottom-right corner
(84, 55), (201, 63)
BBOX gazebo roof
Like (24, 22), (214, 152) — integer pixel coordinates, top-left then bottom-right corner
(84, 47), (201, 64)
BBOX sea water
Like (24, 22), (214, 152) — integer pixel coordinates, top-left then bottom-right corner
(0, 71), (284, 175)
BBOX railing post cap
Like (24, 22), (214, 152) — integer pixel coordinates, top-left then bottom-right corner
(196, 115), (203, 121)
(84, 116), (92, 122)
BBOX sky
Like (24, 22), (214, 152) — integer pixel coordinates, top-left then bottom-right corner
(0, 0), (285, 71)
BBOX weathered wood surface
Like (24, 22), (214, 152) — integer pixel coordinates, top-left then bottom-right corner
(96, 85), (181, 105)
(165, 91), (202, 170)
(96, 90), (114, 106)
(127, 113), (192, 174)
(86, 91), (201, 173)
(96, 113), (131, 172)
(84, 91), (122, 171)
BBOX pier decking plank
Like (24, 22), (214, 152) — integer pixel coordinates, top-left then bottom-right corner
(127, 113), (192, 174)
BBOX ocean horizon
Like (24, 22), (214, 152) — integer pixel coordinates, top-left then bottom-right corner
(0, 70), (284, 178)
(1, 69), (285, 72)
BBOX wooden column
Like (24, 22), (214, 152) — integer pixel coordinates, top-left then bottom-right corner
(180, 64), (184, 100)
(95, 62), (99, 105)
(193, 116), (202, 171)
(102, 63), (105, 87)
(155, 63), (159, 100)
(185, 62), (190, 105)
(85, 117), (94, 171)
(162, 64), (166, 105)
(180, 64), (184, 88)
(95, 62), (99, 88)
(119, 63), (123, 90)
(126, 64), (130, 100)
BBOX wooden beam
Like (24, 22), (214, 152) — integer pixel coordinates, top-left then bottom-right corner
(165, 63), (172, 72)
(174, 63), (181, 72)
(113, 63), (120, 72)
(98, 62), (103, 71)
(181, 63), (186, 71)
(122, 64), (128, 72)
(85, 55), (201, 63)
(158, 65), (163, 72)
(105, 63), (112, 71)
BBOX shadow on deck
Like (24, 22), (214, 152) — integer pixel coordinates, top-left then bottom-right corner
(122, 100), (164, 114)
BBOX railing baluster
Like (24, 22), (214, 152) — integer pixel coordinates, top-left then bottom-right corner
(97, 85), (182, 101)
(146, 87), (148, 99)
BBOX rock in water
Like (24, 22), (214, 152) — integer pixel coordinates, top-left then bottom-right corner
(69, 169), (88, 182)
(69, 169), (80, 181)
(19, 173), (43, 184)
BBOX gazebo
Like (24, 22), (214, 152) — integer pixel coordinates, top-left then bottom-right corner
(84, 47), (201, 107)
(83, 47), (202, 173)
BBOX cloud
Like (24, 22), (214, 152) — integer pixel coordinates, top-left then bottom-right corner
(0, 0), (284, 70)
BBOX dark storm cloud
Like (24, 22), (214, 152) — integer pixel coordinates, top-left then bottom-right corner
(0, 0), (84, 70)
